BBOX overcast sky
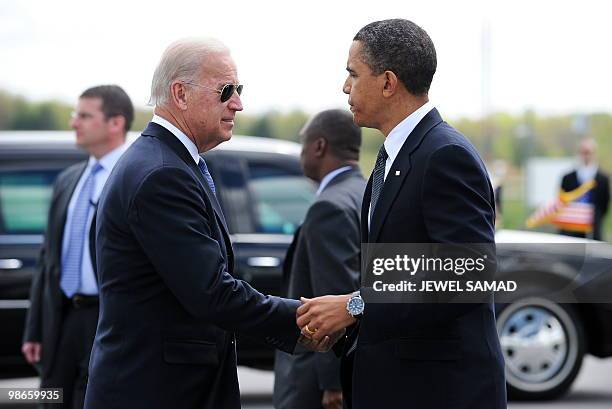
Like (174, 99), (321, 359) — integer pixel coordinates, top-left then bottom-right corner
(1, 0), (610, 119)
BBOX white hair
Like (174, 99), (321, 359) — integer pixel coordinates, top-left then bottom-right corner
(149, 38), (229, 107)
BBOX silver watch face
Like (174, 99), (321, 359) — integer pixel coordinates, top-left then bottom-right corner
(348, 296), (365, 316)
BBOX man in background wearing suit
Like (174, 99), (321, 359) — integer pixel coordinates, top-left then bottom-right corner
(22, 85), (133, 409)
(274, 109), (366, 409)
(559, 138), (610, 240)
(296, 19), (507, 408)
(84, 38), (337, 409)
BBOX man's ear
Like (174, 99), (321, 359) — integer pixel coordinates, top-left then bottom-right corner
(382, 70), (399, 98)
(314, 137), (327, 158)
(170, 81), (189, 110)
(107, 116), (126, 134)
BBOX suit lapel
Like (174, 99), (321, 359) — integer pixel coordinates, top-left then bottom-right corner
(368, 108), (443, 243)
(52, 162), (87, 280)
(142, 123), (231, 237)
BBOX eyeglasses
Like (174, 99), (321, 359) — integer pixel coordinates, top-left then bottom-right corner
(184, 82), (243, 103)
(70, 111), (94, 120)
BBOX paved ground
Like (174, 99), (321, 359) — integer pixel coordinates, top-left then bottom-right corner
(508, 356), (612, 409)
(1, 357), (611, 408)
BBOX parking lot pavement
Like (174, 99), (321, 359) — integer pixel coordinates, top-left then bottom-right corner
(1, 358), (611, 408)
(508, 356), (612, 409)
(237, 358), (612, 409)
(0, 367), (274, 408)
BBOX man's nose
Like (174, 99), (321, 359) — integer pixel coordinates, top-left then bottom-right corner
(343, 77), (351, 94)
(228, 93), (243, 111)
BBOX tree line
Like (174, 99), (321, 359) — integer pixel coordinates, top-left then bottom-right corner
(1, 89), (611, 173)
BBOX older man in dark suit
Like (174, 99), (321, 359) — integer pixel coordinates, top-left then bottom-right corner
(22, 85), (133, 409)
(296, 20), (507, 409)
(274, 109), (365, 409)
(84, 38), (337, 409)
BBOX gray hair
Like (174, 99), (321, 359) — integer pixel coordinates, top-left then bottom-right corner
(149, 38), (229, 106)
(354, 19), (437, 96)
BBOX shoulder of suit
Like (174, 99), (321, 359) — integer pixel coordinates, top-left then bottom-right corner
(305, 198), (346, 221)
(55, 160), (87, 186)
(307, 193), (361, 226)
(318, 177), (365, 202)
(120, 136), (189, 178)
(425, 122), (472, 147)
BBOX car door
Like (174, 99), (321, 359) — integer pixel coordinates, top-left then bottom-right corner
(0, 147), (84, 374)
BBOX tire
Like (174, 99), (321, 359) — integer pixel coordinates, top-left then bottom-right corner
(496, 297), (585, 400)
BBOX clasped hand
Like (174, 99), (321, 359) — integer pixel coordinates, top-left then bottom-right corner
(296, 294), (356, 352)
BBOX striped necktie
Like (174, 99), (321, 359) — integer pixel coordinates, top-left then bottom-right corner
(60, 162), (103, 298)
(369, 145), (388, 220)
(198, 158), (217, 196)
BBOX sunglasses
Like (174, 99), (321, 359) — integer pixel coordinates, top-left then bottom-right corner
(184, 82), (243, 103)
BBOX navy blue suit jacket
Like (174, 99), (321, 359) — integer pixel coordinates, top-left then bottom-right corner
(84, 123), (300, 409)
(341, 109), (507, 409)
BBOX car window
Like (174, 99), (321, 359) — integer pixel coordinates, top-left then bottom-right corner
(247, 162), (315, 235)
(0, 170), (60, 234)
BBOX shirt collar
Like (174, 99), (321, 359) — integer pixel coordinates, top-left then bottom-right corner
(87, 143), (127, 172)
(152, 114), (201, 164)
(316, 165), (353, 196)
(383, 101), (434, 165)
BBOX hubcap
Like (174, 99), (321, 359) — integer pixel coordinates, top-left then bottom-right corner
(499, 306), (568, 384)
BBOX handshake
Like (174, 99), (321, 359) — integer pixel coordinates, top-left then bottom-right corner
(295, 294), (358, 353)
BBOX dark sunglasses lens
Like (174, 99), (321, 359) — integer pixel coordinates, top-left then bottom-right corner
(220, 84), (243, 102)
(220, 85), (234, 102)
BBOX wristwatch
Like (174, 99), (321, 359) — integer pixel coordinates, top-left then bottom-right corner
(346, 290), (365, 318)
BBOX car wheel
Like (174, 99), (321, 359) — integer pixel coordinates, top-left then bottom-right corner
(496, 297), (585, 400)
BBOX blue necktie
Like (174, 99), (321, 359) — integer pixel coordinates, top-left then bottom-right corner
(198, 158), (217, 196)
(60, 162), (102, 298)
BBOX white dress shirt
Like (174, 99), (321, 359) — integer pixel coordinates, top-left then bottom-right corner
(61, 143), (127, 295)
(577, 163), (598, 184)
(315, 166), (353, 196)
(151, 114), (201, 164)
(368, 101), (435, 228)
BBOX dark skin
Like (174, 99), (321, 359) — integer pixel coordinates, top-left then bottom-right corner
(322, 389), (343, 409)
(300, 132), (359, 184)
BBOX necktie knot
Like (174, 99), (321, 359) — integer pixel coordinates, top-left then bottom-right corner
(197, 158), (209, 174)
(90, 162), (103, 175)
(376, 145), (389, 163)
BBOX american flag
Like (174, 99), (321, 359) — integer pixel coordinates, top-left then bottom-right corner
(526, 179), (596, 233)
(551, 202), (594, 233)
